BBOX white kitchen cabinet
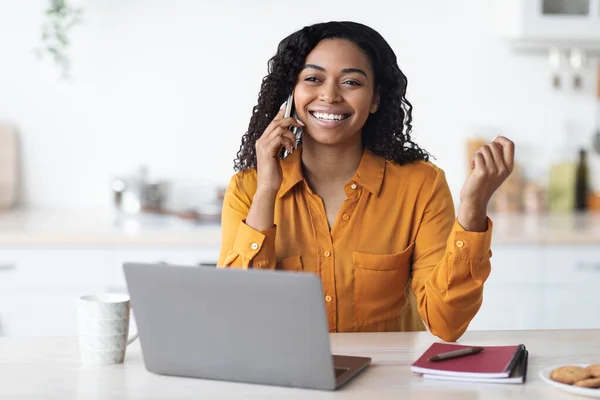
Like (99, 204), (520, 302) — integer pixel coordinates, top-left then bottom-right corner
(469, 286), (542, 331)
(105, 247), (220, 291)
(486, 245), (544, 284)
(538, 245), (600, 330)
(468, 245), (545, 331)
(492, 0), (600, 47)
(540, 286), (600, 329)
(469, 243), (600, 332)
(0, 247), (112, 337)
(542, 245), (600, 286)
(0, 249), (109, 286)
(0, 285), (105, 337)
(0, 245), (220, 337)
(1, 240), (598, 337)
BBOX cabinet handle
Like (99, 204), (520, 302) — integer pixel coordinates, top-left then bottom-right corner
(0, 264), (16, 271)
(576, 263), (600, 272)
(196, 261), (217, 268)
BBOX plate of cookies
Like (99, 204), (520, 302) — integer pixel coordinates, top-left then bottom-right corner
(539, 364), (600, 398)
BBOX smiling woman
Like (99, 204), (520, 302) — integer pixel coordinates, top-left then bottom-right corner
(295, 40), (378, 147)
(232, 21), (427, 172)
(218, 21), (515, 342)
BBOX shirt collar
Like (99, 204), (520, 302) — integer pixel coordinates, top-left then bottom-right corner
(277, 148), (304, 198)
(351, 148), (385, 196)
(277, 146), (386, 198)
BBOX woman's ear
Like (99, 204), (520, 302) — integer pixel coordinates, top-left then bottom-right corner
(370, 88), (380, 113)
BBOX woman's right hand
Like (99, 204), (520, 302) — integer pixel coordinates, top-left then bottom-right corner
(255, 102), (304, 194)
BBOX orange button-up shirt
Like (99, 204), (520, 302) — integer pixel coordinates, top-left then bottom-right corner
(218, 148), (493, 342)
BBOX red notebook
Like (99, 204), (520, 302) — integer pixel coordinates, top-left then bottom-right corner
(411, 342), (526, 379)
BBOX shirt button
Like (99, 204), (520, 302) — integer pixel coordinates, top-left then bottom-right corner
(342, 213), (350, 221)
(350, 183), (357, 190)
(324, 251), (331, 257)
(325, 295), (332, 303)
(456, 240), (464, 248)
(250, 242), (259, 250)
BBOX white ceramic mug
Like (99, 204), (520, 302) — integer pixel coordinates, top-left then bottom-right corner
(77, 294), (138, 365)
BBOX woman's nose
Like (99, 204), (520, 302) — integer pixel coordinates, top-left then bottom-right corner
(319, 82), (342, 103)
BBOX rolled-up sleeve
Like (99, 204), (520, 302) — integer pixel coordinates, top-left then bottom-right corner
(217, 172), (277, 269)
(410, 169), (493, 342)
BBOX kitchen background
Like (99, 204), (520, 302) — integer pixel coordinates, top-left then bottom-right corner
(1, 0), (600, 210)
(1, 0), (600, 337)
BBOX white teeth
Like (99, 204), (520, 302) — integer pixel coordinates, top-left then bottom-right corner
(312, 112), (347, 121)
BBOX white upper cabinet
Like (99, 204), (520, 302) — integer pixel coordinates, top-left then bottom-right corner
(493, 0), (600, 48)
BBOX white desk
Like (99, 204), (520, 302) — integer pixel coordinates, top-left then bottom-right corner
(1, 329), (598, 399)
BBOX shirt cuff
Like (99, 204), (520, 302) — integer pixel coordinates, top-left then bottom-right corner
(232, 220), (276, 267)
(447, 217), (493, 271)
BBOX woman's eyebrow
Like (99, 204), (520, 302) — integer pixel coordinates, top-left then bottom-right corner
(303, 64), (368, 78)
(340, 68), (368, 78)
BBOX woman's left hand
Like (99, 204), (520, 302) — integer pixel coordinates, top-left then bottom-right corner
(458, 136), (515, 231)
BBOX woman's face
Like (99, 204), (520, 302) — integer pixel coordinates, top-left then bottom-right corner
(294, 38), (379, 146)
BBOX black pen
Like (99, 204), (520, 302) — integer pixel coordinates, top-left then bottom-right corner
(428, 346), (484, 362)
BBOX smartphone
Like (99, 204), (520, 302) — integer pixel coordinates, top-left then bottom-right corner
(281, 92), (302, 159)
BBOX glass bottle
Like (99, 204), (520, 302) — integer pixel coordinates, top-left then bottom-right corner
(574, 148), (589, 211)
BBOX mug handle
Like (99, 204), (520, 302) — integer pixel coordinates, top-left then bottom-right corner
(127, 308), (139, 345)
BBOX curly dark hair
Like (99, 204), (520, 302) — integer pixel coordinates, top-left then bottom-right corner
(234, 21), (430, 171)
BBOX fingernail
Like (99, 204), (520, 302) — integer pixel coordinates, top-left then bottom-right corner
(296, 119), (305, 126)
(280, 101), (287, 109)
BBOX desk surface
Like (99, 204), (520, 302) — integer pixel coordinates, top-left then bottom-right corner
(2, 329), (599, 399)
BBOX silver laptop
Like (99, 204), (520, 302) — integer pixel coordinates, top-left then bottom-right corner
(123, 263), (371, 390)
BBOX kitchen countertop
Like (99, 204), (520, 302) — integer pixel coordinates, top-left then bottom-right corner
(0, 208), (222, 247)
(490, 211), (600, 245)
(1, 208), (600, 246)
(1, 329), (598, 399)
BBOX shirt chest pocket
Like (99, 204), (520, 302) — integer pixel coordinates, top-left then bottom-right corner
(276, 255), (303, 272)
(352, 243), (414, 326)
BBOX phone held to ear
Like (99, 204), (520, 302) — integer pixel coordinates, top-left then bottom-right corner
(281, 92), (302, 159)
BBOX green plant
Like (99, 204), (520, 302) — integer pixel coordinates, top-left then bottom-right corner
(34, 0), (83, 79)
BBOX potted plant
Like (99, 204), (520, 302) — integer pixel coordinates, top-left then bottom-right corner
(34, 0), (83, 79)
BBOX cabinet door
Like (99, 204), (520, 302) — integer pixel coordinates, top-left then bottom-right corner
(468, 245), (543, 331)
(105, 247), (221, 290)
(487, 245), (543, 284)
(0, 248), (111, 337)
(543, 245), (600, 286)
(540, 286), (600, 329)
(0, 285), (106, 337)
(493, 0), (600, 42)
(0, 248), (108, 287)
(468, 286), (542, 331)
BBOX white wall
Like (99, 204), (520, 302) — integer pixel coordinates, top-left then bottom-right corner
(0, 0), (598, 209)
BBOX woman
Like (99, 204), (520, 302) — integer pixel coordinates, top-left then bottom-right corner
(218, 21), (514, 342)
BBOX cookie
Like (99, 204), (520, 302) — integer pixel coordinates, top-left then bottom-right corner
(551, 366), (590, 385)
(586, 364), (600, 378)
(574, 377), (600, 388)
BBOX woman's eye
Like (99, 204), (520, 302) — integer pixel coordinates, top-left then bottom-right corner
(343, 80), (361, 86)
(304, 76), (319, 81)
